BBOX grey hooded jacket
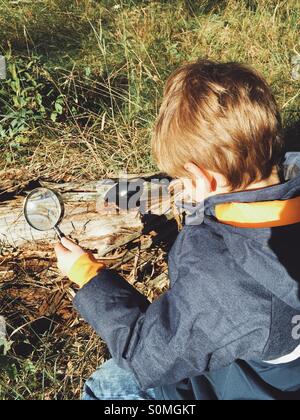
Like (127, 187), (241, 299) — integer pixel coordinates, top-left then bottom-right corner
(74, 152), (300, 400)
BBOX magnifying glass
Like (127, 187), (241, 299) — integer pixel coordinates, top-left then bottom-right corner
(24, 188), (66, 239)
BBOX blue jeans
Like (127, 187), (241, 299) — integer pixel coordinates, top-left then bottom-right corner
(83, 359), (158, 400)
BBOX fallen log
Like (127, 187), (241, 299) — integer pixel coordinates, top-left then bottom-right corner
(0, 176), (178, 260)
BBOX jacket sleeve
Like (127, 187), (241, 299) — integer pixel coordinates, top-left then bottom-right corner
(73, 267), (216, 390)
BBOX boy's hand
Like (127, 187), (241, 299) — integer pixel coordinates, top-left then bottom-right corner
(54, 237), (106, 288)
(55, 237), (86, 277)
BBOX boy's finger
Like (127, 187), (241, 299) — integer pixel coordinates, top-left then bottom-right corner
(54, 242), (69, 257)
(61, 237), (81, 252)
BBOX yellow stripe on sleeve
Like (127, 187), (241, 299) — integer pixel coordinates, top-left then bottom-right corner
(68, 253), (106, 288)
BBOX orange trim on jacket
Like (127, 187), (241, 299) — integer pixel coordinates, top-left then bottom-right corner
(68, 253), (106, 288)
(215, 195), (300, 228)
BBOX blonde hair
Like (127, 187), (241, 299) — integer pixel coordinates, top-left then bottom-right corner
(152, 60), (283, 190)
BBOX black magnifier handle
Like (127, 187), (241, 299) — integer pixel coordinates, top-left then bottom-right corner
(54, 226), (66, 240)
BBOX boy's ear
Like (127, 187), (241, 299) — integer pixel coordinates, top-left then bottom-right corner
(183, 163), (215, 194)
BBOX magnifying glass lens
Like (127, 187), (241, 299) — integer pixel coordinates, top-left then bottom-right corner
(24, 189), (63, 231)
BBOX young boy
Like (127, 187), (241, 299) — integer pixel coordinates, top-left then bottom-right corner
(55, 60), (300, 400)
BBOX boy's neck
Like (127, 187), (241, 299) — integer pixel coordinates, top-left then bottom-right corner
(216, 168), (281, 197)
(244, 170), (281, 191)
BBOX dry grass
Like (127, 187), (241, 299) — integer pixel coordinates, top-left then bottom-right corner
(0, 230), (173, 399)
(0, 0), (299, 178)
(0, 0), (300, 400)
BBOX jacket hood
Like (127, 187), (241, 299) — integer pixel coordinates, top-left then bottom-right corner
(205, 152), (300, 216)
(185, 153), (300, 311)
(183, 152), (300, 225)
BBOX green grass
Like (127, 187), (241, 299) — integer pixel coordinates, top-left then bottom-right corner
(0, 0), (299, 178)
(0, 319), (107, 400)
(0, 0), (300, 400)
